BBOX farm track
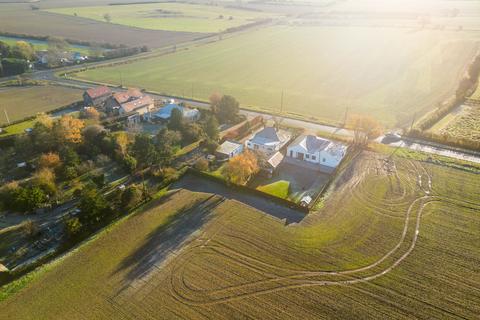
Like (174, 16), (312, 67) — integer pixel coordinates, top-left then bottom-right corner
(167, 158), (478, 305)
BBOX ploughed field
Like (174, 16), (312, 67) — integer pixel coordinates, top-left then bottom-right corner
(74, 26), (480, 126)
(1, 152), (479, 319)
(0, 86), (82, 126)
(0, 2), (202, 48)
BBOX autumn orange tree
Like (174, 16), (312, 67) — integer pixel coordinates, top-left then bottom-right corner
(38, 152), (61, 169)
(347, 114), (383, 145)
(54, 115), (85, 145)
(114, 131), (130, 156)
(84, 107), (100, 121)
(33, 167), (57, 195)
(222, 151), (259, 185)
(209, 92), (223, 113)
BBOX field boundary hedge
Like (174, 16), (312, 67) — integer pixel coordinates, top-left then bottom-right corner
(186, 168), (309, 214)
(408, 51), (480, 151)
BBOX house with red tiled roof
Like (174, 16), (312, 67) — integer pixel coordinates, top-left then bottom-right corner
(118, 95), (154, 115)
(83, 86), (112, 107)
(105, 88), (143, 111)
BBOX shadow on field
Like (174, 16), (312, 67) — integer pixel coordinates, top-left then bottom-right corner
(111, 194), (222, 295)
(173, 173), (305, 224)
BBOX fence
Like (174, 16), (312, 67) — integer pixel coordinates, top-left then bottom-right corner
(187, 168), (309, 213)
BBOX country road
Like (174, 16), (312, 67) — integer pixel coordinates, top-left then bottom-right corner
(2, 57), (480, 165)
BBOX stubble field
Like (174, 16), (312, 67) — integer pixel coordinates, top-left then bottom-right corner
(74, 26), (480, 126)
(0, 85), (82, 126)
(1, 152), (479, 319)
(46, 3), (278, 33)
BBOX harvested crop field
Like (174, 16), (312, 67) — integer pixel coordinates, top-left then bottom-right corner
(0, 2), (203, 48)
(0, 86), (82, 126)
(46, 3), (278, 33)
(74, 25), (480, 126)
(1, 152), (479, 319)
(431, 104), (480, 143)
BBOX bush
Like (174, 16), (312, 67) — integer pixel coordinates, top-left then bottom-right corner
(201, 139), (219, 154)
(64, 217), (83, 238)
(121, 184), (142, 210)
(23, 220), (40, 239)
(1, 58), (28, 76)
(194, 158), (209, 171)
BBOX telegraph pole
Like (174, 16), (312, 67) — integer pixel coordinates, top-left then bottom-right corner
(280, 90), (284, 113)
(4, 109), (10, 125)
(343, 106), (349, 127)
(409, 112), (417, 133)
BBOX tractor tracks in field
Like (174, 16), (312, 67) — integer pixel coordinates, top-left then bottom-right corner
(169, 159), (477, 305)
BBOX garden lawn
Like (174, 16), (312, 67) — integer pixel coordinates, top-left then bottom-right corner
(257, 180), (290, 199)
(75, 25), (480, 127)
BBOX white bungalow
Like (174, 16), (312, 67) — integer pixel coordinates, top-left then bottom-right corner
(287, 135), (347, 170)
(216, 140), (244, 160)
(246, 127), (291, 155)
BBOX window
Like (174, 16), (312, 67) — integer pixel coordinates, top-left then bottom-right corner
(305, 154), (310, 159)
(312, 156), (316, 160)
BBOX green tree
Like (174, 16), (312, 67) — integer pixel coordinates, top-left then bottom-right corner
(60, 147), (80, 168)
(181, 123), (204, 144)
(11, 41), (34, 60)
(78, 185), (111, 228)
(0, 41), (10, 58)
(132, 133), (157, 167)
(31, 121), (55, 153)
(1, 58), (28, 76)
(217, 95), (239, 124)
(122, 154), (137, 173)
(12, 186), (47, 213)
(205, 115), (219, 141)
(103, 13), (112, 23)
(168, 108), (184, 131)
(64, 217), (83, 238)
(121, 184), (142, 210)
(46, 37), (70, 67)
(155, 129), (181, 166)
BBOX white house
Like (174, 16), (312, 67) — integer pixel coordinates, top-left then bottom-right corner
(216, 140), (244, 160)
(246, 127), (291, 155)
(287, 135), (347, 170)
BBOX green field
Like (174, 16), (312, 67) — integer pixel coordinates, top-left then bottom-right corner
(1, 152), (479, 319)
(46, 3), (277, 33)
(0, 86), (82, 129)
(74, 26), (480, 126)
